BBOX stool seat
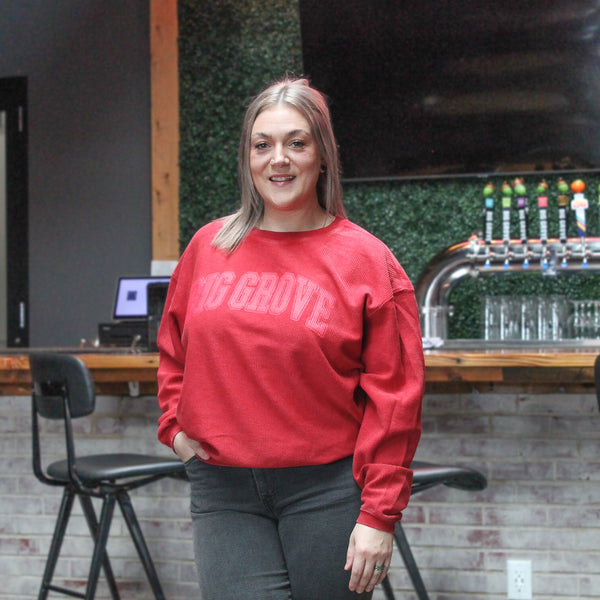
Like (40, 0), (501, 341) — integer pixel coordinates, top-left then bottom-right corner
(47, 453), (185, 483)
(411, 460), (487, 492)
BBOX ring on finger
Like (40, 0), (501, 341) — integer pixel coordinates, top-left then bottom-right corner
(374, 565), (386, 572)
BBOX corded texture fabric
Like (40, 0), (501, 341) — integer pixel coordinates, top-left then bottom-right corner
(157, 217), (424, 532)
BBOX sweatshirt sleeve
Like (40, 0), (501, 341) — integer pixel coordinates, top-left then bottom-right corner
(156, 270), (186, 450)
(353, 255), (424, 533)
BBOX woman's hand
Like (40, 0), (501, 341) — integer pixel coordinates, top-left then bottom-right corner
(344, 523), (393, 594)
(173, 431), (210, 462)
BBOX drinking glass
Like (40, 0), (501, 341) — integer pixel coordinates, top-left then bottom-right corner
(519, 296), (538, 341)
(499, 296), (521, 341)
(571, 300), (600, 339)
(538, 296), (570, 341)
(482, 296), (500, 341)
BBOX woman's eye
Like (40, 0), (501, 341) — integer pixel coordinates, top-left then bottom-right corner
(254, 142), (269, 150)
(290, 140), (305, 148)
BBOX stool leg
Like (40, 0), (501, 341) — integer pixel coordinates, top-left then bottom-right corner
(381, 575), (396, 600)
(117, 489), (166, 600)
(394, 524), (430, 600)
(78, 495), (120, 600)
(85, 495), (116, 600)
(38, 487), (75, 600)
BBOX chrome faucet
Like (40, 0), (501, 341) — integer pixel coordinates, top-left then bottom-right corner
(415, 235), (600, 340)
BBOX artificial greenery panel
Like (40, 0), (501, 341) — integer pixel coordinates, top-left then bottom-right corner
(178, 0), (600, 339)
(178, 0), (303, 243)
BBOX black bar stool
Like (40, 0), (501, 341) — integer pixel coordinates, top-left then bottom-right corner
(30, 352), (186, 600)
(381, 461), (487, 600)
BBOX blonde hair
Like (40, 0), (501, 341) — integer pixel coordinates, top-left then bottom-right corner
(212, 77), (345, 252)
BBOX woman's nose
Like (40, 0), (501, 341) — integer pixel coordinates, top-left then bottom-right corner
(270, 146), (290, 166)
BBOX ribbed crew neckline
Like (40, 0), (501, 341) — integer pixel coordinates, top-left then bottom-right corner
(250, 216), (343, 240)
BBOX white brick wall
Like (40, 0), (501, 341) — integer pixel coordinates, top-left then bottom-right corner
(1, 395), (196, 599)
(2, 385), (599, 599)
(387, 384), (600, 600)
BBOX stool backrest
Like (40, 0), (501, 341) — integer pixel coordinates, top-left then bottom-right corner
(30, 352), (95, 419)
(30, 352), (96, 489)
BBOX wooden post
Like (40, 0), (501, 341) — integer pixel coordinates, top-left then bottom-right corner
(150, 0), (179, 267)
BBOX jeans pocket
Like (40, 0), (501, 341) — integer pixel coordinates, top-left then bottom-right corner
(184, 455), (199, 467)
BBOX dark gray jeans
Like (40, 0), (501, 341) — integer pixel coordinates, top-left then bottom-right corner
(184, 455), (373, 600)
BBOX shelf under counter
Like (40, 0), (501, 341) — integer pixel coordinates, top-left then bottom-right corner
(0, 343), (598, 395)
(425, 340), (600, 385)
(0, 350), (160, 395)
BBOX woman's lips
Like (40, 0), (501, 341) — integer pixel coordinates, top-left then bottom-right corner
(269, 175), (295, 183)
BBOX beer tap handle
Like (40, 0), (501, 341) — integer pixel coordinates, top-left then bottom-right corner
(501, 181), (512, 268)
(571, 179), (588, 267)
(557, 178), (570, 268)
(514, 178), (529, 268)
(537, 180), (549, 269)
(482, 183), (494, 269)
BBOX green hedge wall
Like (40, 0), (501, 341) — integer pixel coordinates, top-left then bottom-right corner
(178, 0), (600, 338)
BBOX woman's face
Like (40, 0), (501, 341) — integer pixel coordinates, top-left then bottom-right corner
(250, 104), (322, 226)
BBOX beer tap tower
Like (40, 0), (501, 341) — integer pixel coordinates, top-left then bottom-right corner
(416, 177), (600, 340)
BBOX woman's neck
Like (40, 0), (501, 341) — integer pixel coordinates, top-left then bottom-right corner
(258, 208), (333, 232)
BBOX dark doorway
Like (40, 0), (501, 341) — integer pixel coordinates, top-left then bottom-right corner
(0, 77), (28, 347)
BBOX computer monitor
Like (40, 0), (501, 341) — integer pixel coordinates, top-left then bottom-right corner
(112, 276), (170, 321)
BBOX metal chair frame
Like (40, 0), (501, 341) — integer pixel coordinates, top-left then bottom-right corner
(30, 352), (186, 600)
(381, 460), (487, 600)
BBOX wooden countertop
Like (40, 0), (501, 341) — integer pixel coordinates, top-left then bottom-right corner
(0, 352), (160, 395)
(0, 345), (598, 395)
(424, 345), (598, 385)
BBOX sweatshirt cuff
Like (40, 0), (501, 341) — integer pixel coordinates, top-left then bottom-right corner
(357, 509), (399, 534)
(158, 422), (183, 451)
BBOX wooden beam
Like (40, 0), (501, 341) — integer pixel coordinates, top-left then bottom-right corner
(150, 0), (179, 262)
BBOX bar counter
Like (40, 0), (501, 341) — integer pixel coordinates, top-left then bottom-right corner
(1, 343), (598, 395)
(3, 345), (599, 598)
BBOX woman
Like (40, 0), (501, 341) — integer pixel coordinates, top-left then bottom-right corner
(157, 77), (424, 599)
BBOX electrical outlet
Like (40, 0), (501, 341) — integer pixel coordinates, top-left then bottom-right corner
(507, 559), (532, 599)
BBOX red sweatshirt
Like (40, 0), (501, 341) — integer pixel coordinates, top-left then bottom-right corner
(157, 217), (424, 532)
